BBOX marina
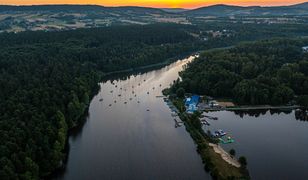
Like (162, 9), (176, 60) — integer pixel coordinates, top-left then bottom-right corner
(56, 56), (210, 180)
(203, 110), (308, 179)
(54, 54), (308, 180)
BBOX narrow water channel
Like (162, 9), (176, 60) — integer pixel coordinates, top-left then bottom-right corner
(56, 56), (211, 180)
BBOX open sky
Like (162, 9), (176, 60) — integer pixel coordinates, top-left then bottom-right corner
(0, 0), (307, 9)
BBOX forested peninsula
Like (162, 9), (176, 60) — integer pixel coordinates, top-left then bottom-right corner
(170, 39), (308, 107)
(2, 22), (308, 179)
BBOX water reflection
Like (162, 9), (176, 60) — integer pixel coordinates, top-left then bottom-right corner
(231, 109), (308, 122)
(295, 109), (308, 121)
(232, 109), (292, 118)
(204, 109), (308, 179)
(102, 63), (170, 83)
(56, 56), (210, 180)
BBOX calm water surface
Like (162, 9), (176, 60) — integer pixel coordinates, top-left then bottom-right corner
(57, 56), (211, 180)
(56, 55), (308, 180)
(204, 110), (308, 180)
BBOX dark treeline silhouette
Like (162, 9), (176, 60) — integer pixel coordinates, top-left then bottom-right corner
(171, 38), (308, 106)
(295, 110), (308, 121)
(232, 109), (293, 118)
(0, 24), (204, 179)
(3, 22), (308, 179)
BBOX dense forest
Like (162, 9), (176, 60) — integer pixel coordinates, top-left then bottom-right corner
(171, 38), (308, 106)
(0, 24), (206, 179)
(194, 21), (308, 44)
(2, 21), (308, 179)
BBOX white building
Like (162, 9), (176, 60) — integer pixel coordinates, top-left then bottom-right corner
(302, 46), (308, 52)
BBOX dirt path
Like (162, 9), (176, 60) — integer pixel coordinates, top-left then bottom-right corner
(209, 143), (241, 168)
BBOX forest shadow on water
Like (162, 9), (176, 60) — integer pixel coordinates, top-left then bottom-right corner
(53, 56), (211, 180)
(231, 108), (308, 122)
(205, 109), (308, 180)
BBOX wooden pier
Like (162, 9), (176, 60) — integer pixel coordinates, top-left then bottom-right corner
(203, 105), (300, 111)
(174, 118), (183, 127)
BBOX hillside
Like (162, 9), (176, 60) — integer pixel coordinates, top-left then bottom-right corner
(290, 2), (308, 9)
(0, 5), (167, 14)
(1, 3), (308, 33)
(161, 8), (188, 13)
(185, 3), (308, 16)
(0, 5), (190, 33)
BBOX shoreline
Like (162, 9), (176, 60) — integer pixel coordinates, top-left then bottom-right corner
(48, 52), (198, 179)
(103, 51), (198, 77)
(169, 98), (250, 179)
(202, 105), (300, 111)
(48, 45), (241, 178)
(209, 143), (241, 168)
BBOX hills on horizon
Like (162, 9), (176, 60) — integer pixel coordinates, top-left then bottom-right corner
(187, 2), (308, 16)
(1, 2), (308, 33)
(1, 2), (308, 16)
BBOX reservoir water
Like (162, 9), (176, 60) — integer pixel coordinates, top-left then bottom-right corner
(204, 110), (308, 180)
(56, 55), (308, 180)
(56, 56), (211, 180)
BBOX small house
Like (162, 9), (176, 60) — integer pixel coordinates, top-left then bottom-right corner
(302, 46), (308, 53)
(185, 95), (200, 113)
(209, 100), (220, 108)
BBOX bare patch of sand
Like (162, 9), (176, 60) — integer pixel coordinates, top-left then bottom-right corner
(209, 143), (241, 168)
(218, 101), (235, 107)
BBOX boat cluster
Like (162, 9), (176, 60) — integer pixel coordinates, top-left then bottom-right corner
(201, 113), (235, 144)
(99, 80), (163, 112)
(209, 129), (235, 144)
(164, 97), (183, 128)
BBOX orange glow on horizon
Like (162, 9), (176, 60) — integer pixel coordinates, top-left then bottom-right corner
(0, 0), (307, 9)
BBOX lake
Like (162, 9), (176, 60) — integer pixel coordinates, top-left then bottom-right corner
(55, 54), (308, 180)
(204, 110), (308, 180)
(55, 56), (211, 180)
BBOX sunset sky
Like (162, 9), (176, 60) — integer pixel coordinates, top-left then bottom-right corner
(0, 0), (307, 9)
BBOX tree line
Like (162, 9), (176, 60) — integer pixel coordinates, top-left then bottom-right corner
(0, 24), (204, 179)
(171, 38), (308, 106)
(3, 22), (308, 179)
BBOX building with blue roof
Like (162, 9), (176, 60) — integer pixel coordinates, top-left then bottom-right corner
(185, 95), (200, 113)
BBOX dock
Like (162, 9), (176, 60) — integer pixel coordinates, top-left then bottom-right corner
(174, 118), (183, 127)
(201, 114), (218, 120)
(171, 113), (178, 117)
(156, 95), (165, 98)
(203, 105), (300, 111)
(200, 119), (210, 126)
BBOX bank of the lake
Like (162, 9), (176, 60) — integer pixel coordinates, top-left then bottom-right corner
(49, 53), (198, 176)
(103, 52), (198, 76)
(204, 109), (308, 179)
(54, 56), (211, 180)
(169, 98), (250, 180)
(203, 105), (301, 111)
